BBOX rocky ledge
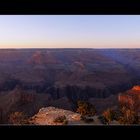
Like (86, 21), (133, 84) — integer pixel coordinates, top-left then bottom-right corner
(29, 107), (82, 125)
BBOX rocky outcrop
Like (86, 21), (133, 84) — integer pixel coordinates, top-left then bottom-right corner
(118, 85), (140, 114)
(28, 51), (61, 65)
(132, 86), (140, 91)
(29, 107), (81, 125)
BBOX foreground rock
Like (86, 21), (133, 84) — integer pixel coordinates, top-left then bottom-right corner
(119, 85), (140, 114)
(30, 107), (82, 125)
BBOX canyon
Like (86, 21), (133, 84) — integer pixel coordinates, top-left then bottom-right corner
(0, 49), (140, 124)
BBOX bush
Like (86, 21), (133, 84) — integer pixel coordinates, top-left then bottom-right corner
(76, 101), (96, 116)
(9, 112), (29, 125)
(54, 115), (68, 125)
(102, 109), (116, 124)
(81, 115), (94, 123)
(98, 115), (108, 124)
(118, 107), (139, 124)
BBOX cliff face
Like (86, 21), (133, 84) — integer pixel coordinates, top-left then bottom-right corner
(132, 86), (140, 91)
(0, 49), (139, 98)
(118, 85), (140, 113)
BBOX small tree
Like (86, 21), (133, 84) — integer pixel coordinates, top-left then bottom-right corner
(118, 107), (139, 124)
(102, 109), (116, 124)
(98, 115), (108, 124)
(76, 100), (96, 116)
(81, 115), (94, 123)
(9, 112), (28, 125)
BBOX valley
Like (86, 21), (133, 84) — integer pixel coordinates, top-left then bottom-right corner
(0, 49), (140, 124)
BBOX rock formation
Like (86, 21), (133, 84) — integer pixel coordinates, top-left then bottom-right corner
(118, 85), (140, 114)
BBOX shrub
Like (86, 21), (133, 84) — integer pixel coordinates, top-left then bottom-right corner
(98, 115), (108, 124)
(9, 112), (29, 125)
(118, 107), (139, 124)
(102, 109), (116, 124)
(54, 115), (68, 125)
(81, 115), (94, 123)
(76, 101), (96, 116)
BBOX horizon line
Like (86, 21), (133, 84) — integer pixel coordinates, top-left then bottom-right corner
(0, 47), (140, 49)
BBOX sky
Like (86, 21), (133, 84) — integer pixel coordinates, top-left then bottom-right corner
(0, 15), (140, 48)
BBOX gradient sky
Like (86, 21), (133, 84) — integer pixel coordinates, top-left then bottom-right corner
(0, 15), (140, 48)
